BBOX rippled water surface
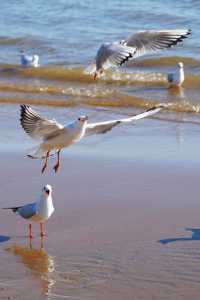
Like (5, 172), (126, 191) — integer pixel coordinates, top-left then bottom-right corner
(0, 0), (200, 116)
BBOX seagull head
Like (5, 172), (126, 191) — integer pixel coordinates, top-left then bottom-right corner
(178, 62), (184, 69)
(93, 69), (104, 80)
(77, 115), (88, 124)
(42, 184), (52, 197)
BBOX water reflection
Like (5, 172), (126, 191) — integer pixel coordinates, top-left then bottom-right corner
(6, 238), (55, 296)
(168, 85), (185, 99)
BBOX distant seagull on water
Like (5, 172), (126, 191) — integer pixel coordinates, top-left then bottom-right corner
(93, 29), (191, 79)
(3, 184), (54, 239)
(20, 50), (40, 67)
(20, 104), (166, 173)
(168, 62), (184, 87)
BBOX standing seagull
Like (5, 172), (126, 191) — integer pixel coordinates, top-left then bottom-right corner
(167, 62), (184, 87)
(20, 50), (40, 68)
(20, 104), (165, 173)
(93, 29), (191, 79)
(3, 185), (54, 238)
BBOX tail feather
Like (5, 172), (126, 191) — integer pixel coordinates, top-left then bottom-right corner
(2, 206), (23, 213)
(27, 145), (46, 159)
(27, 145), (57, 159)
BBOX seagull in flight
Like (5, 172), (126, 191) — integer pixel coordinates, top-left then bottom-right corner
(168, 62), (184, 87)
(93, 29), (191, 79)
(20, 50), (40, 68)
(3, 184), (54, 239)
(20, 104), (165, 173)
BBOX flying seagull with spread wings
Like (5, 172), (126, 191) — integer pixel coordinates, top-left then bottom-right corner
(20, 104), (165, 173)
(3, 184), (54, 239)
(93, 29), (191, 79)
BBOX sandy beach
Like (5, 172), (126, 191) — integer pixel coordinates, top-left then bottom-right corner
(1, 111), (200, 299)
(1, 0), (200, 298)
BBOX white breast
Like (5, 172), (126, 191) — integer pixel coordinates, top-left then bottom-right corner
(30, 196), (54, 222)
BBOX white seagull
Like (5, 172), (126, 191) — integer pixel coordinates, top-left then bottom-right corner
(167, 62), (184, 87)
(93, 29), (191, 79)
(20, 104), (165, 173)
(3, 184), (54, 238)
(20, 50), (40, 68)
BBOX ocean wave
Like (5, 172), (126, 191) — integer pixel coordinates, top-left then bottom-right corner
(130, 56), (200, 67)
(0, 55), (199, 85)
(1, 91), (200, 115)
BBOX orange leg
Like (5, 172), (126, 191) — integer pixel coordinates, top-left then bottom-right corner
(29, 223), (33, 239)
(40, 222), (45, 237)
(41, 151), (50, 174)
(53, 150), (61, 173)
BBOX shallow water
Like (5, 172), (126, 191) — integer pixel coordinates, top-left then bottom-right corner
(0, 1), (200, 116)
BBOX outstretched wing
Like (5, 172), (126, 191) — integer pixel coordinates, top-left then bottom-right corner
(122, 29), (191, 58)
(85, 105), (165, 136)
(96, 42), (136, 70)
(20, 105), (64, 141)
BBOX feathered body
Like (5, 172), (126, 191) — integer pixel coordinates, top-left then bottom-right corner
(20, 52), (40, 68)
(168, 62), (184, 87)
(93, 29), (191, 79)
(19, 104), (166, 172)
(3, 184), (54, 223)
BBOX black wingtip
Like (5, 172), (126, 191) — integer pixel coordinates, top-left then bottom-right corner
(119, 52), (133, 66)
(20, 104), (27, 117)
(2, 207), (20, 212)
(145, 106), (161, 112)
(146, 104), (167, 112)
(20, 104), (29, 112)
(166, 29), (192, 49)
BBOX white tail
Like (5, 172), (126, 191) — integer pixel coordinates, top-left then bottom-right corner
(27, 145), (57, 159)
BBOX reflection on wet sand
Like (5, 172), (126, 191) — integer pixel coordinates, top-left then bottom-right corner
(6, 238), (55, 296)
(5, 239), (120, 299)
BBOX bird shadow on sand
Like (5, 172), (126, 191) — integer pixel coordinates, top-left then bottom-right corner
(158, 228), (200, 244)
(0, 235), (10, 243)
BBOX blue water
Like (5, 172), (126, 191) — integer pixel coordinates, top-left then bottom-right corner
(0, 0), (198, 65)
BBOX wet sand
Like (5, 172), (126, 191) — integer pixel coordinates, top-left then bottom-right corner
(1, 125), (200, 300)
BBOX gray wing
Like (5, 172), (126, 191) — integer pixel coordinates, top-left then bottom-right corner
(96, 42), (136, 70)
(20, 105), (64, 141)
(21, 54), (34, 65)
(122, 29), (191, 58)
(17, 203), (37, 219)
(167, 73), (174, 82)
(85, 105), (165, 136)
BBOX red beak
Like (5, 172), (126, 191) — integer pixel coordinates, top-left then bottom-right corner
(93, 72), (97, 80)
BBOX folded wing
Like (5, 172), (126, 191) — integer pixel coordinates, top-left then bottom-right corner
(85, 105), (164, 136)
(20, 105), (64, 141)
(2, 203), (36, 219)
(18, 203), (37, 219)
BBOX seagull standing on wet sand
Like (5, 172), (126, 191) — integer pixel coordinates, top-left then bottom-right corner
(3, 184), (54, 239)
(168, 62), (184, 87)
(20, 50), (40, 67)
(93, 29), (191, 79)
(20, 104), (166, 174)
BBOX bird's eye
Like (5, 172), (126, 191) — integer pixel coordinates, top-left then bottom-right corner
(78, 117), (81, 121)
